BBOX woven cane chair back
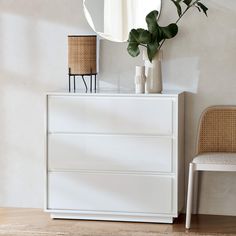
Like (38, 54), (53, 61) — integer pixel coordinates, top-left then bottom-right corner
(196, 106), (236, 154)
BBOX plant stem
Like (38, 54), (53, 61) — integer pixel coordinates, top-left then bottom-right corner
(158, 0), (200, 50)
(140, 43), (148, 48)
(177, 0), (200, 23)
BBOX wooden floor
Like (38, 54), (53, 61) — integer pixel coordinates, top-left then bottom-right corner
(0, 208), (236, 235)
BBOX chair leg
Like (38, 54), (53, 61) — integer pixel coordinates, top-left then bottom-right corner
(193, 171), (199, 214)
(186, 163), (195, 229)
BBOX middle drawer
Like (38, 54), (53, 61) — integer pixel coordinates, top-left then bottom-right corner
(48, 134), (173, 173)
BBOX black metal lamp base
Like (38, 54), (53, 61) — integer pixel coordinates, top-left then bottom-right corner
(68, 73), (97, 93)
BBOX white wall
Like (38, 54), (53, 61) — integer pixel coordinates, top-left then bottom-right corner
(0, 0), (236, 215)
(0, 0), (94, 208)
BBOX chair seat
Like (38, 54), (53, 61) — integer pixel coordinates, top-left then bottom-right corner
(193, 152), (236, 165)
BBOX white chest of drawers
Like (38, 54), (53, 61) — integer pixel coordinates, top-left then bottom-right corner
(45, 91), (185, 223)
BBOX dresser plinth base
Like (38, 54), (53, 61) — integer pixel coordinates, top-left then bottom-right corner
(50, 212), (174, 224)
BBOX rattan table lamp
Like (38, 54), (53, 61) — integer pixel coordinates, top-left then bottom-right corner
(68, 35), (97, 92)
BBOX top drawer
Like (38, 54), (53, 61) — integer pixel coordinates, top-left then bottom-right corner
(47, 96), (174, 135)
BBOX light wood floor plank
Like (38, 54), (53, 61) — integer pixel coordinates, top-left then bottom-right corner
(0, 208), (236, 235)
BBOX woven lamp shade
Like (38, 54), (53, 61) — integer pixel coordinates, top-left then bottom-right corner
(68, 36), (97, 75)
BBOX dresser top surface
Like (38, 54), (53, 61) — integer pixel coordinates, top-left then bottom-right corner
(47, 90), (184, 97)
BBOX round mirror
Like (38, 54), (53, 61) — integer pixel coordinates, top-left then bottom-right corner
(83, 0), (162, 42)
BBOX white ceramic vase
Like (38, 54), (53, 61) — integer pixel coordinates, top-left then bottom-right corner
(134, 66), (146, 94)
(143, 50), (163, 94)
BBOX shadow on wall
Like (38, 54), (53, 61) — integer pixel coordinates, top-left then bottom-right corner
(0, 0), (94, 87)
(99, 39), (143, 91)
(0, 0), (94, 208)
(163, 57), (200, 93)
(99, 39), (201, 93)
(0, 0), (89, 28)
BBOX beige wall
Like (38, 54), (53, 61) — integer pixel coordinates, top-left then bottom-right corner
(160, 0), (236, 216)
(99, 0), (236, 216)
(0, 0), (236, 215)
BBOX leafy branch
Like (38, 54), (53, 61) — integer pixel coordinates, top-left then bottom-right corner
(127, 0), (208, 62)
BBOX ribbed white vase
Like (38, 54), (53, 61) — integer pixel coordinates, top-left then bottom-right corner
(143, 50), (163, 94)
(134, 66), (146, 94)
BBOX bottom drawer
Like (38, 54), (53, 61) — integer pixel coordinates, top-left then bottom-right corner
(47, 172), (174, 214)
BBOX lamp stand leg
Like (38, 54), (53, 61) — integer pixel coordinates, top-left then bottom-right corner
(90, 75), (92, 93)
(94, 74), (97, 92)
(69, 76), (71, 93)
(82, 75), (88, 92)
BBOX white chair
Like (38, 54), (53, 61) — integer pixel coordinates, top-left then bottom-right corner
(186, 106), (236, 229)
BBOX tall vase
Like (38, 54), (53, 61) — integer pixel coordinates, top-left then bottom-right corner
(143, 50), (163, 94)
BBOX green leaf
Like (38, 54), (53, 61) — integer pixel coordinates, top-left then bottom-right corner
(183, 0), (192, 6)
(128, 29), (151, 44)
(136, 29), (152, 44)
(151, 25), (163, 43)
(127, 42), (140, 57)
(171, 0), (182, 17)
(128, 29), (139, 42)
(146, 10), (159, 34)
(147, 41), (159, 62)
(197, 2), (208, 16)
(127, 28), (152, 58)
(160, 23), (178, 39)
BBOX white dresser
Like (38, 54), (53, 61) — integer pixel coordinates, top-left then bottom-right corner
(45, 91), (185, 223)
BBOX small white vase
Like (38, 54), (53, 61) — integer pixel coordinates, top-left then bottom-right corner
(134, 66), (146, 94)
(143, 50), (163, 94)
